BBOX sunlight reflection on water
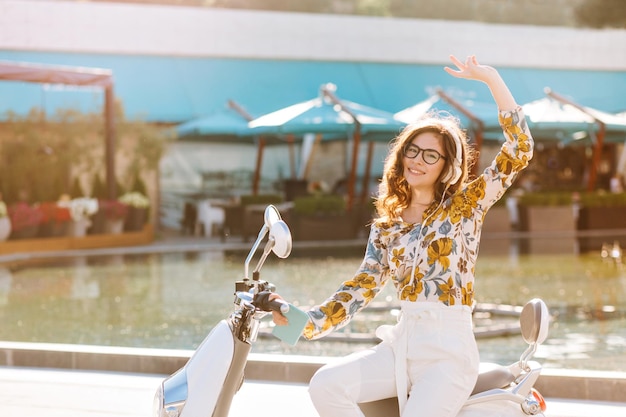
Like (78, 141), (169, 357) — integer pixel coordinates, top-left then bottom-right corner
(0, 237), (624, 371)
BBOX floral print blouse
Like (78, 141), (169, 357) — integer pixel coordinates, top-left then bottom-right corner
(303, 107), (533, 340)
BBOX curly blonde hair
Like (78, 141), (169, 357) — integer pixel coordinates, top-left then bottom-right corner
(374, 111), (475, 225)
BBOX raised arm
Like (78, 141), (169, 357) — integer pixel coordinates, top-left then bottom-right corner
(444, 55), (518, 112)
(445, 55), (533, 209)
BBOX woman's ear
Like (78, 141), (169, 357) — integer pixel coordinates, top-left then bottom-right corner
(442, 159), (462, 185)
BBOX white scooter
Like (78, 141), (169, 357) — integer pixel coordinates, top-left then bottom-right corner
(153, 205), (550, 417)
(359, 297), (550, 417)
(153, 205), (305, 417)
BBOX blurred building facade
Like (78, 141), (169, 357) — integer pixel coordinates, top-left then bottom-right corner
(1, 0), (625, 229)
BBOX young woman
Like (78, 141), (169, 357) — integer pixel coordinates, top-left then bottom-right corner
(272, 55), (534, 417)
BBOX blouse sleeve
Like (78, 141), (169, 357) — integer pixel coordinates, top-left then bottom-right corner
(302, 223), (390, 340)
(476, 107), (534, 210)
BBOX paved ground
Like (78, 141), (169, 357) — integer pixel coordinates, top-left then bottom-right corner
(1, 366), (625, 417)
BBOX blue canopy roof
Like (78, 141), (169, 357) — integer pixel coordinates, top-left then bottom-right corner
(248, 84), (406, 138)
(522, 96), (626, 144)
(177, 110), (250, 138)
(395, 94), (497, 124)
(175, 98), (263, 143)
(394, 93), (501, 137)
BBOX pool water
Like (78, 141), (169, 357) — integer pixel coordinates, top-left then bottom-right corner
(0, 241), (625, 372)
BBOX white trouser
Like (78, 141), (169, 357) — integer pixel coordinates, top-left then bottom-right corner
(308, 302), (479, 417)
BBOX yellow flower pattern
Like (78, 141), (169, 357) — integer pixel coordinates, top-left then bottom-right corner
(391, 247), (405, 267)
(318, 301), (347, 333)
(427, 237), (454, 270)
(345, 273), (378, 301)
(462, 282), (474, 306)
(437, 277), (460, 305)
(303, 108), (533, 340)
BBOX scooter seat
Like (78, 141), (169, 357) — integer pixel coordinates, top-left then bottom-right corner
(471, 362), (516, 395)
(359, 363), (518, 415)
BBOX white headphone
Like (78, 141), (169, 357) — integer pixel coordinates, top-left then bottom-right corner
(441, 127), (463, 185)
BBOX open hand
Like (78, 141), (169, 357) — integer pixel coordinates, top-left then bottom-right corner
(444, 55), (498, 83)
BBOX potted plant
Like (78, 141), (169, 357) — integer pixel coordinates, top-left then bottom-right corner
(0, 197), (10, 241)
(101, 199), (129, 234)
(37, 201), (72, 237)
(8, 201), (43, 240)
(292, 194), (356, 241)
(482, 194), (512, 234)
(517, 191), (575, 231)
(480, 194), (516, 255)
(119, 191), (150, 232)
(577, 191), (626, 252)
(58, 197), (99, 237)
(516, 191), (576, 254)
(87, 175), (128, 235)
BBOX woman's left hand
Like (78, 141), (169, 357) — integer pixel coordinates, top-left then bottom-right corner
(444, 55), (517, 111)
(444, 55), (499, 83)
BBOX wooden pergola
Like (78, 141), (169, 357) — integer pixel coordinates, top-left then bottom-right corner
(0, 60), (117, 199)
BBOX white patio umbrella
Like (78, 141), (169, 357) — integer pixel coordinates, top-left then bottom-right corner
(249, 83), (406, 208)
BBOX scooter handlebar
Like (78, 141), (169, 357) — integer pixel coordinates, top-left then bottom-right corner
(254, 291), (290, 314)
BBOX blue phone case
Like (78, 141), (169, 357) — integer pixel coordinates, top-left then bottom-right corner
(272, 304), (309, 346)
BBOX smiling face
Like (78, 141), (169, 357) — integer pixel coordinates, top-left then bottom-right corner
(377, 116), (470, 223)
(402, 131), (446, 192)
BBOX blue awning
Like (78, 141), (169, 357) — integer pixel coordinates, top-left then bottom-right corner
(522, 96), (626, 144)
(177, 107), (252, 139)
(248, 84), (406, 138)
(1, 50), (625, 128)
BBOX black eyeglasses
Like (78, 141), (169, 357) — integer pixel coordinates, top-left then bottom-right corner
(403, 144), (445, 165)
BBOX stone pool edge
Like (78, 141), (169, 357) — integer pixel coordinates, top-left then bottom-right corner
(0, 341), (624, 403)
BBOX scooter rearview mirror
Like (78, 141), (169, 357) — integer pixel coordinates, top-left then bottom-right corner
(269, 220), (292, 258)
(520, 298), (549, 345)
(245, 205), (283, 279)
(264, 205), (282, 227)
(248, 206), (292, 279)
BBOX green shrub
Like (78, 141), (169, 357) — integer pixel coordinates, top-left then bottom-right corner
(0, 106), (169, 205)
(294, 195), (346, 216)
(578, 191), (626, 207)
(517, 191), (573, 206)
